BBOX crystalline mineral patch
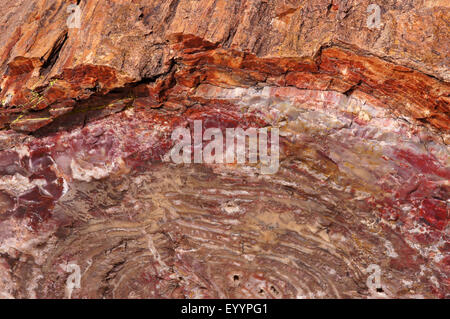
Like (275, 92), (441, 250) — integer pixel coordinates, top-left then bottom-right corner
(0, 0), (448, 299)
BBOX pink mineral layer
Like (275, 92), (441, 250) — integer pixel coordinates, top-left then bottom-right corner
(0, 0), (448, 299)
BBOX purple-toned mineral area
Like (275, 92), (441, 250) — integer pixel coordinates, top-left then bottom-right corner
(0, 0), (448, 299)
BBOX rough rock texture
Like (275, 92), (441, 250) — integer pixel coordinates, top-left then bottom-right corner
(0, 0), (448, 298)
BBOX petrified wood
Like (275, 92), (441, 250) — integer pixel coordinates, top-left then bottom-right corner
(0, 0), (448, 298)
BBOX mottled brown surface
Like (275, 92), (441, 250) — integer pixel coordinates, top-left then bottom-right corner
(0, 0), (448, 299)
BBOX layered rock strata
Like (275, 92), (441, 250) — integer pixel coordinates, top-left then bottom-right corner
(0, 0), (448, 298)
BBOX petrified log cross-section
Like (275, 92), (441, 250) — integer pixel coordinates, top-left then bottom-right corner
(0, 0), (448, 298)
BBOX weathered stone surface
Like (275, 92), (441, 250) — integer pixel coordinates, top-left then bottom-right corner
(0, 0), (448, 299)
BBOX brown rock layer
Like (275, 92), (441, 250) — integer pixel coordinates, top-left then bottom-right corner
(0, 0), (448, 299)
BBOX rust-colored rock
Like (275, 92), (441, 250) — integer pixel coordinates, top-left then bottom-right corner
(0, 0), (448, 299)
